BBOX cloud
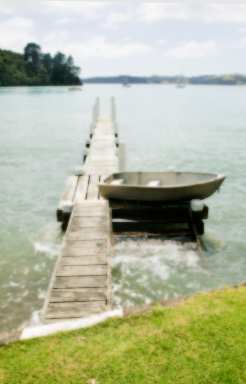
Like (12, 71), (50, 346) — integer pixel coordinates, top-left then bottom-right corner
(42, 32), (152, 61)
(0, 4), (14, 15)
(139, 2), (246, 23)
(139, 3), (189, 23)
(44, 1), (112, 19)
(81, 38), (151, 59)
(103, 11), (132, 29)
(165, 40), (217, 59)
(69, 38), (150, 60)
(239, 34), (246, 46)
(209, 3), (246, 23)
(55, 17), (73, 26)
(0, 17), (35, 51)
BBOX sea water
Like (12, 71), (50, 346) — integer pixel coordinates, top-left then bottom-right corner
(0, 84), (246, 332)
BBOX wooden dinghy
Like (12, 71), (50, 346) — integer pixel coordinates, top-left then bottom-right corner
(99, 172), (225, 202)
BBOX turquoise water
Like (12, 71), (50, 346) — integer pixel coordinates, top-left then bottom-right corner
(0, 85), (246, 331)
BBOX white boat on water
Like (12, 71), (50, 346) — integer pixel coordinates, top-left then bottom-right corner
(176, 75), (188, 88)
(68, 86), (82, 91)
(99, 171), (225, 202)
(176, 82), (186, 89)
(122, 81), (131, 88)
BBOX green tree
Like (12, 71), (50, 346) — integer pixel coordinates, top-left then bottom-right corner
(24, 43), (42, 74)
(0, 44), (82, 86)
(51, 52), (81, 85)
(42, 53), (53, 74)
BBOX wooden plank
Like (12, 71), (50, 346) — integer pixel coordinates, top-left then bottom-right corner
(73, 209), (106, 217)
(113, 220), (190, 233)
(73, 205), (106, 217)
(63, 240), (107, 255)
(74, 175), (89, 202)
(60, 256), (107, 266)
(84, 168), (118, 176)
(56, 265), (107, 277)
(86, 175), (100, 200)
(99, 175), (106, 200)
(89, 153), (117, 160)
(74, 201), (106, 207)
(118, 142), (126, 171)
(57, 176), (78, 221)
(66, 229), (107, 241)
(46, 301), (106, 319)
(70, 222), (107, 232)
(44, 104), (118, 322)
(54, 276), (107, 289)
(71, 216), (107, 227)
(86, 161), (118, 168)
(112, 207), (190, 221)
(49, 288), (106, 303)
(60, 176), (78, 203)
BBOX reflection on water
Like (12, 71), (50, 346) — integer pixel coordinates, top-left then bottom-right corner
(0, 85), (246, 331)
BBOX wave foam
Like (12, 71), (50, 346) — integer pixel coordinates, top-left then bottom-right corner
(113, 238), (203, 306)
(34, 241), (60, 256)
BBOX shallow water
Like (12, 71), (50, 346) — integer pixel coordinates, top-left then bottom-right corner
(0, 84), (246, 331)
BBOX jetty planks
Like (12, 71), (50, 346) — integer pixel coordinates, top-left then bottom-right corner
(43, 99), (119, 322)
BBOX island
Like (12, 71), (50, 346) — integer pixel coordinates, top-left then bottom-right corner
(84, 74), (246, 86)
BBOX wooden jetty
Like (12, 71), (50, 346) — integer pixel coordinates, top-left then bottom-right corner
(43, 98), (119, 321)
(43, 97), (209, 322)
(111, 200), (208, 241)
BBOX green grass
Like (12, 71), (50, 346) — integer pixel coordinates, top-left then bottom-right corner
(0, 286), (246, 384)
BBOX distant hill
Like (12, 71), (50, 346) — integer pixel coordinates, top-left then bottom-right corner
(84, 74), (246, 85)
(0, 44), (82, 86)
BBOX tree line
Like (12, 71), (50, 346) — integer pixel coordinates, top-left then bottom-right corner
(84, 74), (246, 85)
(0, 43), (82, 86)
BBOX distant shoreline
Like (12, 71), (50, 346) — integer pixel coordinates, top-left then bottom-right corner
(83, 82), (246, 86)
(1, 82), (245, 88)
(84, 74), (246, 86)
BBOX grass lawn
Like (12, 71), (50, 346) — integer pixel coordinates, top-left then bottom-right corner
(0, 286), (246, 384)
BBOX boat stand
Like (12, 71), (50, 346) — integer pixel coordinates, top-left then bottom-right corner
(110, 200), (208, 243)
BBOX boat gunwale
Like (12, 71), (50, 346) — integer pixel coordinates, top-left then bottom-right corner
(99, 171), (226, 191)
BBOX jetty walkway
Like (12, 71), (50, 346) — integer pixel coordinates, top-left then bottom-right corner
(43, 98), (119, 321)
(43, 98), (208, 323)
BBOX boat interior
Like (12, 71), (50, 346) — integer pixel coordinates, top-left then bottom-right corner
(106, 172), (219, 188)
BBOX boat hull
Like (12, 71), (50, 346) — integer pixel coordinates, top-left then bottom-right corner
(99, 172), (225, 202)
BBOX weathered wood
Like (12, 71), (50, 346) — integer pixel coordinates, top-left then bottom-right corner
(46, 301), (106, 319)
(111, 204), (208, 221)
(71, 216), (107, 227)
(57, 176), (78, 221)
(63, 240), (107, 255)
(86, 175), (100, 200)
(69, 223), (108, 233)
(74, 175), (89, 202)
(66, 228), (107, 241)
(112, 220), (190, 233)
(73, 205), (106, 217)
(44, 99), (119, 322)
(84, 168), (118, 176)
(54, 276), (107, 289)
(118, 143), (126, 171)
(60, 256), (107, 266)
(49, 288), (107, 303)
(56, 265), (107, 277)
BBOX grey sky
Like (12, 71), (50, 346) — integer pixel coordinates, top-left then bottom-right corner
(0, 1), (246, 77)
